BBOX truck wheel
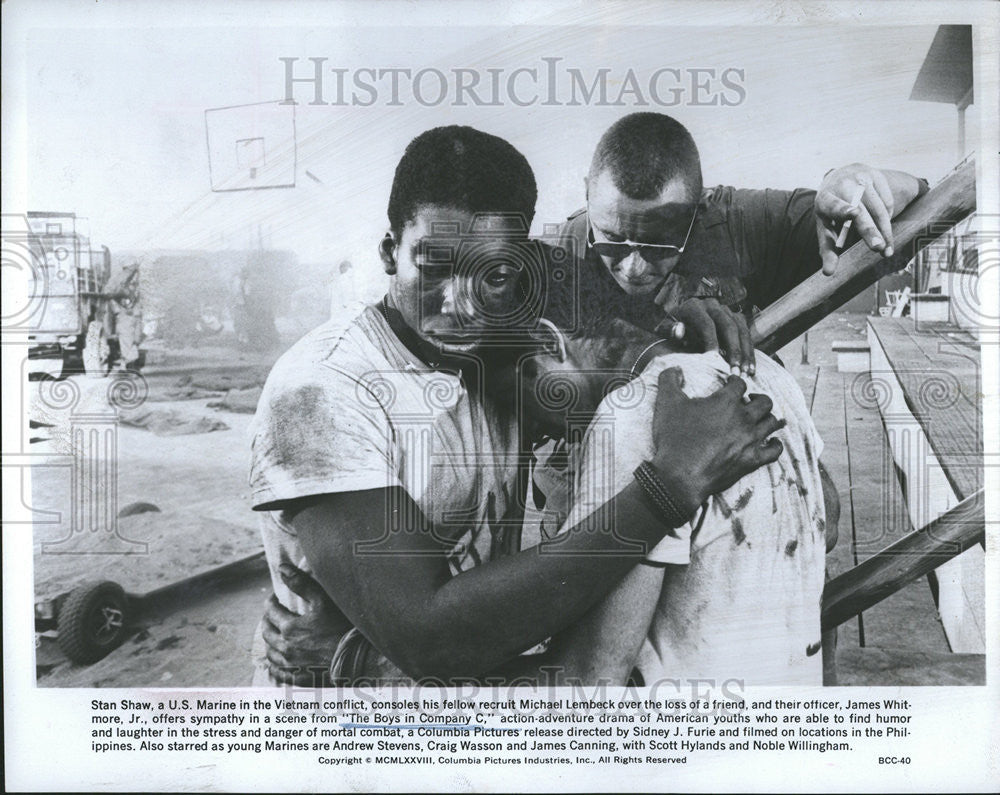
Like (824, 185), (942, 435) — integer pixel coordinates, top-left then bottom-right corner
(57, 581), (129, 664)
(83, 321), (111, 377)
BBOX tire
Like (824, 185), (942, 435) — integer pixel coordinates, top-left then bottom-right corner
(57, 581), (129, 664)
(83, 321), (111, 378)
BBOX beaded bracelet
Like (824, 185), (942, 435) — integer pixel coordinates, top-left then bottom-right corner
(633, 460), (693, 536)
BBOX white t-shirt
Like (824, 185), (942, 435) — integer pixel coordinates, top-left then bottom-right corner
(562, 351), (827, 686)
(248, 304), (520, 681)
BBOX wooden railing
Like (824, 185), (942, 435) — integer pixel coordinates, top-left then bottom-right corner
(752, 159), (976, 354)
(743, 160), (982, 631)
(821, 489), (985, 631)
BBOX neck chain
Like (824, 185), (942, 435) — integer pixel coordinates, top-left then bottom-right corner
(630, 339), (674, 379)
(379, 296), (447, 371)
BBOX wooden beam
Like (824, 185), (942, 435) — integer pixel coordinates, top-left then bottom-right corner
(821, 489), (984, 632)
(752, 160), (976, 354)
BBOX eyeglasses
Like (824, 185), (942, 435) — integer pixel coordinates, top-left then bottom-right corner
(587, 205), (698, 263)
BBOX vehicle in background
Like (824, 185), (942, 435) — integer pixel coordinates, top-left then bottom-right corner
(24, 211), (144, 379)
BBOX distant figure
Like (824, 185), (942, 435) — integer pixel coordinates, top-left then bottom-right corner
(234, 261), (280, 350)
(104, 261), (142, 370)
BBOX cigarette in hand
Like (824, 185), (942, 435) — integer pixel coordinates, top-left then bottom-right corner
(834, 182), (866, 249)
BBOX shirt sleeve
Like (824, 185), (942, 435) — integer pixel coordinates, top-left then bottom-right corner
(731, 188), (823, 310)
(556, 380), (691, 564)
(249, 366), (398, 511)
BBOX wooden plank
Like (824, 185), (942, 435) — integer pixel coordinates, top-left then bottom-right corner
(835, 648), (985, 686)
(868, 323), (986, 652)
(868, 317), (982, 500)
(872, 318), (980, 425)
(901, 321), (981, 418)
(840, 372), (951, 651)
(808, 367), (860, 647)
(895, 319), (980, 416)
(753, 160), (976, 354)
(881, 319), (979, 398)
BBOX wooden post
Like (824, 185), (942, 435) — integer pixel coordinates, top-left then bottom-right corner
(752, 160), (976, 355)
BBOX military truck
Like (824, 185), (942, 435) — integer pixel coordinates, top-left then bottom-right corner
(23, 211), (143, 378)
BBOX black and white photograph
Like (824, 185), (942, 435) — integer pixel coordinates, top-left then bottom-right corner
(3, 0), (997, 791)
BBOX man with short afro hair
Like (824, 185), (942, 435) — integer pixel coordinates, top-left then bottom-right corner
(387, 125), (538, 238)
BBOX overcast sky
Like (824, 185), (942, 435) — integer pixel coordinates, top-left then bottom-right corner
(4, 1), (983, 302)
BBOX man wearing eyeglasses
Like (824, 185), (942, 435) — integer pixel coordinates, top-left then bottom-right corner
(561, 112), (928, 376)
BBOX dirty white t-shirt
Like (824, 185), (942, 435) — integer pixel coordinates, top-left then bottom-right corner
(248, 304), (519, 682)
(562, 351), (827, 686)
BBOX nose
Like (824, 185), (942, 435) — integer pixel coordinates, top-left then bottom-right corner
(439, 279), (476, 321)
(616, 250), (649, 280)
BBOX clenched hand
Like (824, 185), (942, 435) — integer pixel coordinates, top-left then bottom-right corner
(262, 563), (351, 686)
(649, 368), (785, 515)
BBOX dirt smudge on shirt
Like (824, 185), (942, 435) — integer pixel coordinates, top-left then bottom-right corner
(269, 384), (339, 477)
(733, 488), (754, 511)
(731, 517), (746, 545)
(715, 493), (733, 518)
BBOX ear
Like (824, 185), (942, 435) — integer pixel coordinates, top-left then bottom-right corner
(535, 317), (569, 363)
(379, 233), (397, 275)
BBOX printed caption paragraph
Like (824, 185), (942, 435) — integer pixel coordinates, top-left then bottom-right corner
(88, 694), (915, 767)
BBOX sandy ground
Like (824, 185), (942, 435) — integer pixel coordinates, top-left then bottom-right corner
(32, 347), (278, 687)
